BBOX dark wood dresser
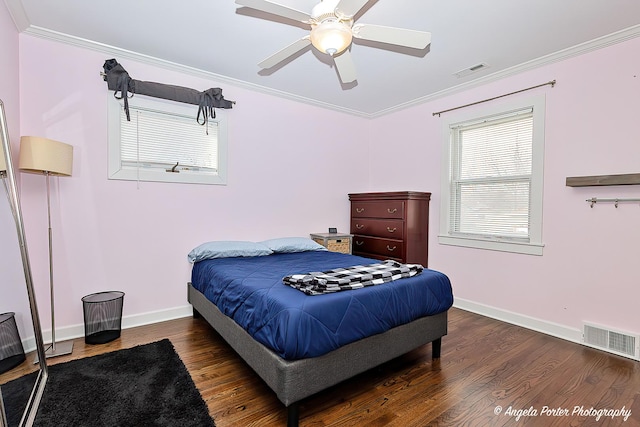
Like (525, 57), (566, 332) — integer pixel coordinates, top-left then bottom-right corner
(349, 191), (431, 267)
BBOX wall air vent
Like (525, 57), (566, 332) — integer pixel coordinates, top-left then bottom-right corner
(583, 323), (639, 361)
(454, 63), (489, 78)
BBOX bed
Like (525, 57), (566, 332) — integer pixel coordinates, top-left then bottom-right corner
(187, 238), (453, 426)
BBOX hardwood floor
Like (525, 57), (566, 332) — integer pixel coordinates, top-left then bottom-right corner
(3, 308), (639, 426)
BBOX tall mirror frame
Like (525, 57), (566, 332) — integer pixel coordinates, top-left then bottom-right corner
(0, 99), (48, 426)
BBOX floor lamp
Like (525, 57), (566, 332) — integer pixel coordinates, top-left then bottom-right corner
(19, 136), (74, 359)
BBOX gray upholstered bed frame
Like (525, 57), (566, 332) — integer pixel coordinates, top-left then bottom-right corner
(187, 283), (447, 427)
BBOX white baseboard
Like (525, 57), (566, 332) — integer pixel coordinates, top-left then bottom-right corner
(20, 299), (583, 356)
(453, 297), (583, 344)
(21, 305), (193, 354)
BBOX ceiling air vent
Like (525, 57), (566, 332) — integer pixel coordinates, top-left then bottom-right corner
(454, 63), (489, 78)
(583, 322), (639, 361)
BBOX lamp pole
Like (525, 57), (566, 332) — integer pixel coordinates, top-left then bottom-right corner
(45, 171), (56, 351)
(41, 170), (73, 358)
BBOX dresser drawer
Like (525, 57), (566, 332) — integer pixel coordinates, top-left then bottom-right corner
(350, 218), (404, 240)
(352, 235), (404, 260)
(351, 201), (404, 219)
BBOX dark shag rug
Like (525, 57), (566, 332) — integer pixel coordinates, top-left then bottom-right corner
(1, 339), (215, 427)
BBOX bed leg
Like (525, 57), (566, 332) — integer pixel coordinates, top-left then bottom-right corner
(286, 402), (300, 427)
(192, 307), (202, 319)
(432, 337), (442, 359)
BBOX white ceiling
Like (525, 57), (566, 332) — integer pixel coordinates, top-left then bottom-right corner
(5, 0), (640, 117)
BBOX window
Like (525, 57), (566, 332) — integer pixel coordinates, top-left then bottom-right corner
(108, 95), (227, 185)
(439, 95), (545, 255)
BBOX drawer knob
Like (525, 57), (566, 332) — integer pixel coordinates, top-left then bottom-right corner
(355, 224), (364, 229)
(356, 208), (365, 213)
(355, 241), (364, 246)
(386, 227), (397, 233)
(387, 245), (397, 252)
(387, 208), (397, 214)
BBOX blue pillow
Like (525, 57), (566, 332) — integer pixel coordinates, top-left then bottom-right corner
(188, 241), (273, 263)
(260, 237), (327, 253)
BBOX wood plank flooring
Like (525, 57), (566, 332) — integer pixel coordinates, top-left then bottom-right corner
(3, 308), (639, 426)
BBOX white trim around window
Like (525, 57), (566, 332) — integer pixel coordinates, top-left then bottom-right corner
(439, 94), (546, 255)
(107, 94), (228, 185)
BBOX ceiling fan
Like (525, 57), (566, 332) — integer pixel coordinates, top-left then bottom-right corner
(235, 0), (431, 84)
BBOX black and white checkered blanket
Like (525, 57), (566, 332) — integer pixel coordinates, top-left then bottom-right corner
(283, 260), (424, 296)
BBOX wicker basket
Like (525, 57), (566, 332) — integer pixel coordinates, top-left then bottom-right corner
(311, 234), (352, 254)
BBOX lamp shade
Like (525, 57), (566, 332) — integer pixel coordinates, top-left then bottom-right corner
(19, 136), (73, 176)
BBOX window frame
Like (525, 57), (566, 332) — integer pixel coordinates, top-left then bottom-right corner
(438, 94), (546, 255)
(107, 94), (228, 185)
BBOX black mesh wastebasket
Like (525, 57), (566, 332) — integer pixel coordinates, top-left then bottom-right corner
(0, 312), (26, 374)
(82, 291), (125, 344)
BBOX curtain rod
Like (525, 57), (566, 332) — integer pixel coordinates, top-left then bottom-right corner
(432, 80), (556, 117)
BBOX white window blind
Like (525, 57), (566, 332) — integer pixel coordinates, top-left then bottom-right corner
(450, 108), (533, 241)
(121, 106), (218, 173)
(108, 95), (227, 185)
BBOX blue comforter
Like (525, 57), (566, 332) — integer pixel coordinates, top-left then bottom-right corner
(191, 251), (453, 360)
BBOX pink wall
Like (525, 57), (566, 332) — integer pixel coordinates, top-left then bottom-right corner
(0, 1), (35, 340)
(6, 20), (640, 345)
(16, 35), (371, 334)
(369, 36), (640, 339)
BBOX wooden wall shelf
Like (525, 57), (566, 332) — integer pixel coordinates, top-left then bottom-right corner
(566, 173), (640, 187)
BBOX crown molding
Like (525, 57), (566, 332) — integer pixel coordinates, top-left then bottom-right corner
(3, 0), (29, 31)
(21, 25), (370, 118)
(15, 17), (640, 119)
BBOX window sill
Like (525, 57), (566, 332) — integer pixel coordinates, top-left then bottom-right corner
(438, 235), (544, 256)
(109, 167), (226, 185)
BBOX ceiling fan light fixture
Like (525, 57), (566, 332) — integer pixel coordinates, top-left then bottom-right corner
(310, 20), (352, 56)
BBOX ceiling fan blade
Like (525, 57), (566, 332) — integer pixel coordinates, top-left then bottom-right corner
(333, 49), (357, 83)
(235, 0), (311, 22)
(258, 37), (311, 69)
(335, 0), (370, 18)
(352, 24), (431, 49)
